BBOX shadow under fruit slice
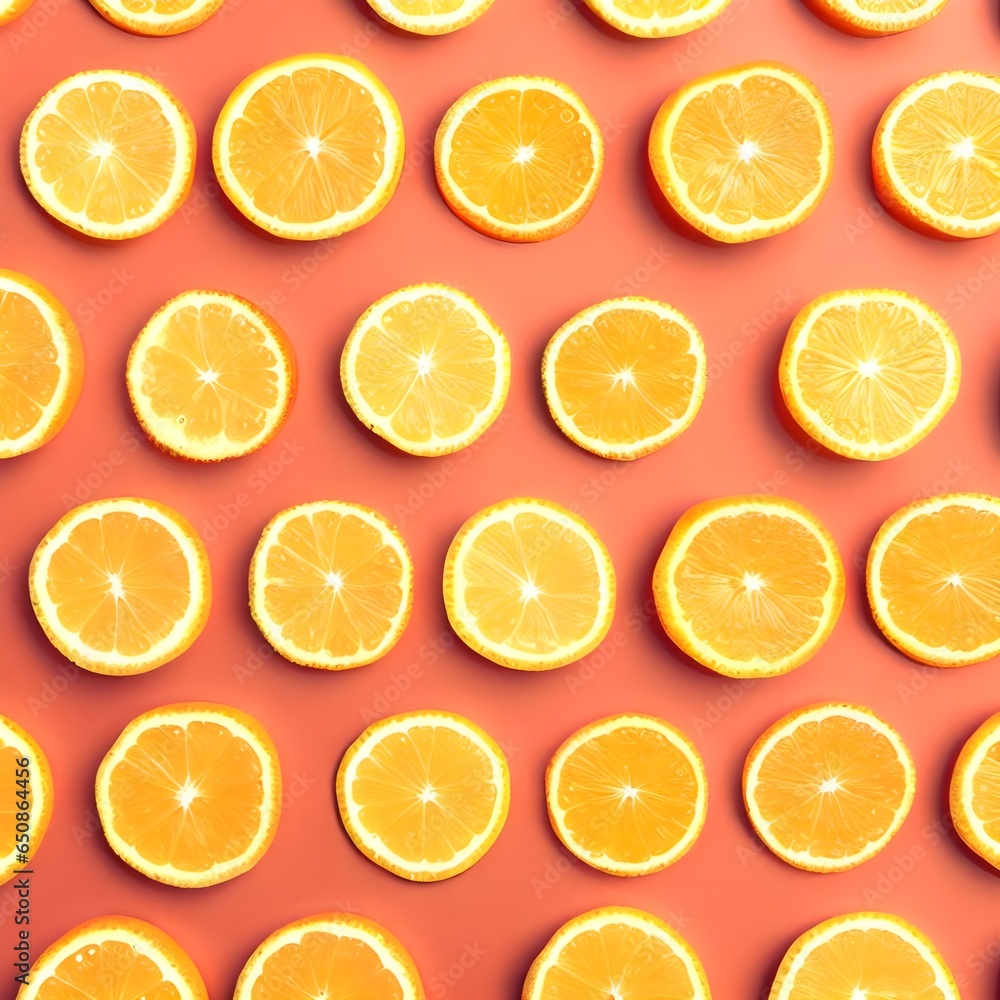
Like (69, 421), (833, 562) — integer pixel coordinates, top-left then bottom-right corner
(0, 715), (52, 886)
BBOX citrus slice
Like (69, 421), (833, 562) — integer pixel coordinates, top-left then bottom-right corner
(17, 916), (207, 1000)
(29, 497), (211, 675)
(127, 290), (296, 461)
(582, 0), (734, 36)
(337, 710), (509, 881)
(87, 0), (226, 34)
(0, 0), (33, 24)
(744, 703), (915, 872)
(542, 297), (706, 460)
(546, 714), (707, 876)
(250, 501), (412, 670)
(213, 54), (404, 240)
(874, 72), (1000, 238)
(769, 912), (960, 1000)
(341, 283), (510, 456)
(780, 289), (960, 461)
(21, 70), (195, 239)
(96, 702), (281, 888)
(523, 907), (711, 1000)
(867, 494), (1000, 666)
(805, 0), (951, 35)
(435, 76), (604, 242)
(443, 497), (616, 670)
(650, 62), (833, 243)
(0, 269), (83, 459)
(234, 913), (424, 1000)
(654, 496), (844, 677)
(365, 0), (495, 33)
(0, 715), (52, 886)
(951, 710), (1000, 870)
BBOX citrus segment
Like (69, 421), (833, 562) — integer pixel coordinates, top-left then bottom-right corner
(87, 0), (226, 34)
(806, 0), (951, 35)
(366, 0), (495, 33)
(583, 0), (735, 36)
(0, 715), (52, 886)
(951, 711), (1000, 870)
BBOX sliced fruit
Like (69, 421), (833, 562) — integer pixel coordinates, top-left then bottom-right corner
(805, 0), (951, 35)
(250, 501), (412, 670)
(366, 0), (495, 33)
(867, 493), (1000, 666)
(542, 297), (706, 460)
(87, 0), (226, 34)
(951, 710), (1000, 870)
(435, 76), (604, 242)
(213, 54), (404, 240)
(744, 703), (915, 872)
(341, 283), (510, 456)
(654, 496), (844, 677)
(546, 714), (707, 876)
(769, 912), (960, 1000)
(234, 913), (424, 1000)
(29, 497), (211, 675)
(523, 906), (710, 1000)
(443, 497), (616, 670)
(127, 289), (296, 461)
(650, 62), (833, 243)
(0, 0), (33, 24)
(337, 710), (509, 881)
(0, 715), (52, 886)
(0, 269), (83, 459)
(17, 916), (207, 1000)
(582, 0), (734, 36)
(96, 702), (281, 888)
(874, 72), (1000, 238)
(21, 70), (195, 239)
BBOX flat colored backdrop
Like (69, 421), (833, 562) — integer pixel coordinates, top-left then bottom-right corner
(2, 0), (1000, 996)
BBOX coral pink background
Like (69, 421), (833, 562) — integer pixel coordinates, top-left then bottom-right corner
(3, 0), (1000, 995)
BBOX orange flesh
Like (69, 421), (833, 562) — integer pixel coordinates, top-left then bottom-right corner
(32, 81), (178, 225)
(106, 720), (264, 872)
(45, 511), (192, 655)
(121, 0), (202, 11)
(387, 0), (465, 11)
(556, 727), (699, 863)
(351, 725), (498, 863)
(878, 505), (1000, 653)
(36, 941), (181, 1000)
(971, 742), (1000, 841)
(227, 68), (388, 224)
(670, 76), (824, 224)
(614, 0), (715, 12)
(261, 509), (405, 658)
(752, 715), (908, 859)
(553, 307), (698, 445)
(448, 88), (596, 224)
(854, 0), (931, 9)
(0, 288), (60, 440)
(674, 512), (833, 661)
(0, 745), (20, 858)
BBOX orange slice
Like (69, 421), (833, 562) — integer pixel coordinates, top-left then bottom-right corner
(780, 289), (960, 461)
(366, 0), (495, 33)
(234, 913), (424, 1000)
(769, 913), (960, 1000)
(867, 494), (1000, 666)
(542, 297), (706, 460)
(0, 269), (83, 459)
(650, 62), (833, 243)
(874, 72), (1000, 238)
(744, 703), (915, 872)
(250, 501), (412, 670)
(0, 0), (32, 24)
(127, 290), (296, 461)
(87, 0), (226, 34)
(805, 0), (951, 35)
(29, 497), (211, 675)
(546, 714), (707, 876)
(21, 70), (195, 239)
(213, 54), (404, 240)
(341, 283), (510, 456)
(582, 0), (734, 36)
(951, 710), (1000, 870)
(435, 76), (604, 242)
(654, 496), (845, 677)
(523, 907), (711, 1000)
(0, 715), (52, 886)
(443, 497), (616, 670)
(96, 702), (281, 888)
(18, 916), (207, 1000)
(337, 710), (509, 881)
